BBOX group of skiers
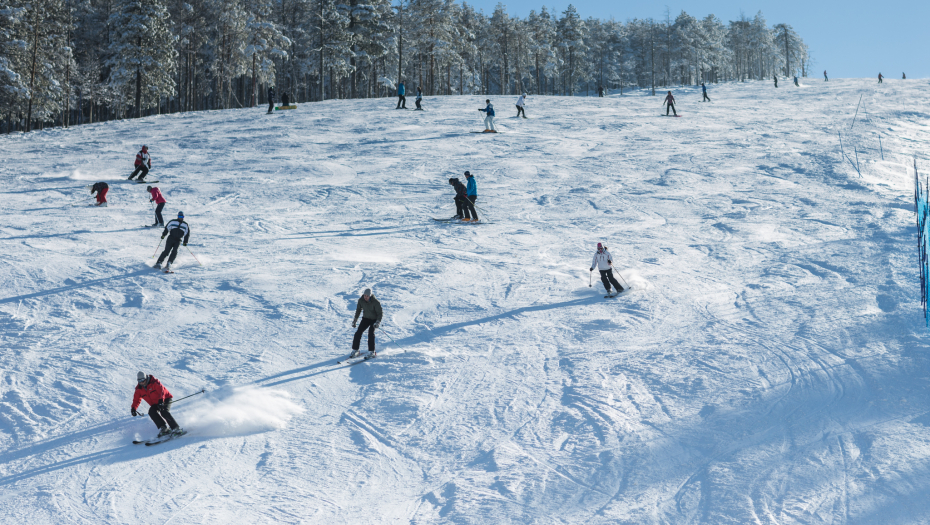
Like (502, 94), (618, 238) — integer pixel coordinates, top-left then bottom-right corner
(448, 171), (478, 221)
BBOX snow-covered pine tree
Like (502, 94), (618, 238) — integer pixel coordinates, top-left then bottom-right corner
(556, 4), (587, 95)
(106, 0), (177, 118)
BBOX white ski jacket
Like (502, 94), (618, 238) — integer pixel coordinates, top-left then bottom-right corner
(516, 95), (526, 107)
(591, 249), (613, 270)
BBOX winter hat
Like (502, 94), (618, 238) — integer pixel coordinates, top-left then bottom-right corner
(464, 171), (471, 177)
(364, 288), (371, 296)
(448, 178), (456, 183)
(137, 371), (146, 382)
(178, 211), (184, 219)
(141, 145), (148, 151)
(485, 99), (490, 103)
(597, 242), (603, 248)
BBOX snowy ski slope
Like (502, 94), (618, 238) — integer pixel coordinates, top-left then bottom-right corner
(1, 77), (929, 524)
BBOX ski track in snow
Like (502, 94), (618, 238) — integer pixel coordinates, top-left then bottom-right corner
(1, 78), (930, 523)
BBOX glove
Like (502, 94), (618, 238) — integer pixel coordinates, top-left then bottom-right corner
(131, 408), (138, 417)
(352, 321), (357, 328)
(161, 234), (166, 239)
(163, 398), (173, 409)
(590, 268), (594, 272)
(374, 322), (380, 329)
(183, 242), (187, 246)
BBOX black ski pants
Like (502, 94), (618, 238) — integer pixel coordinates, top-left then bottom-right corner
(666, 103), (677, 116)
(149, 401), (179, 430)
(268, 100), (274, 113)
(454, 195), (468, 218)
(396, 95), (406, 109)
(599, 269), (624, 293)
(158, 236), (182, 265)
(415, 99), (422, 109)
(516, 105), (525, 117)
(129, 164), (149, 180)
(154, 202), (165, 225)
(464, 196), (477, 220)
(703, 92), (710, 102)
(353, 317), (377, 352)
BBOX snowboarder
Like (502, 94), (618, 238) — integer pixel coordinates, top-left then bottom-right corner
(350, 288), (382, 358)
(127, 145), (151, 181)
(131, 371), (182, 438)
(415, 86), (423, 110)
(155, 211), (190, 271)
(824, 70), (828, 81)
(590, 242), (625, 295)
(793, 76), (799, 87)
(479, 99), (496, 131)
(773, 75), (778, 88)
(147, 185), (166, 227)
(267, 86), (276, 113)
(463, 171), (478, 222)
(701, 83), (710, 102)
(663, 91), (677, 116)
(878, 73), (883, 84)
(91, 182), (108, 207)
(281, 92), (290, 107)
(515, 93), (527, 118)
(396, 81), (407, 109)
(448, 177), (468, 219)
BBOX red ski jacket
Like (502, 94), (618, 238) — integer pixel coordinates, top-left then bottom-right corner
(148, 187), (166, 204)
(135, 150), (151, 168)
(132, 376), (173, 410)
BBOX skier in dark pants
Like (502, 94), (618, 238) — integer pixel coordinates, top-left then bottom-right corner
(793, 76), (799, 87)
(147, 185), (166, 227)
(351, 288), (382, 358)
(664, 91), (677, 116)
(701, 83), (710, 102)
(396, 81), (406, 109)
(91, 182), (109, 207)
(131, 371), (182, 438)
(598, 86), (604, 97)
(824, 70), (828, 81)
(590, 242), (625, 296)
(463, 171), (478, 222)
(878, 73), (883, 83)
(415, 86), (423, 110)
(155, 211), (190, 271)
(773, 75), (778, 88)
(128, 145), (151, 181)
(449, 177), (468, 219)
(281, 92), (290, 107)
(267, 86), (276, 113)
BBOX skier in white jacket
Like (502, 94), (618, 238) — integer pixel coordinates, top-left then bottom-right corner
(590, 242), (625, 295)
(515, 93), (527, 118)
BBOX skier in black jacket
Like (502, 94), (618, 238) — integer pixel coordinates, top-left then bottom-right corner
(448, 177), (468, 219)
(155, 211), (191, 271)
(267, 87), (276, 114)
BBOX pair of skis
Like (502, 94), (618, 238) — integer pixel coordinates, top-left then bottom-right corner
(133, 429), (187, 446)
(337, 353), (377, 365)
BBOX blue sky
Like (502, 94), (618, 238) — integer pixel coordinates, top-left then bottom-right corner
(463, 0), (928, 79)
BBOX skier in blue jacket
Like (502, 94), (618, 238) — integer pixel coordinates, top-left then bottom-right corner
(478, 100), (496, 132)
(396, 81), (407, 109)
(463, 171), (478, 221)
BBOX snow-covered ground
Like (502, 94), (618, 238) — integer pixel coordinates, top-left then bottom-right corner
(1, 77), (929, 524)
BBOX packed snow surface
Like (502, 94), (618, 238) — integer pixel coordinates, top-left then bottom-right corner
(1, 78), (929, 524)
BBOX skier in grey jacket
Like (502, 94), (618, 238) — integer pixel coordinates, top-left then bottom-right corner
(590, 242), (625, 295)
(351, 288), (383, 357)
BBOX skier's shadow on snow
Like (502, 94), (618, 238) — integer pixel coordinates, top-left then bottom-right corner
(0, 269), (152, 304)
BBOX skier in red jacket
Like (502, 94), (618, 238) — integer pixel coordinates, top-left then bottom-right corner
(147, 185), (167, 227)
(128, 146), (152, 181)
(131, 372), (182, 437)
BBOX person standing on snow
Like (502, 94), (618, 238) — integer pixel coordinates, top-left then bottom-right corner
(463, 171), (478, 222)
(448, 177), (469, 219)
(515, 93), (527, 118)
(590, 242), (625, 296)
(147, 185), (166, 227)
(773, 75), (778, 88)
(155, 211), (190, 271)
(415, 86), (423, 110)
(267, 86), (276, 113)
(281, 92), (290, 107)
(90, 182), (109, 207)
(663, 91), (677, 116)
(479, 99), (496, 131)
(793, 76), (799, 87)
(903, 72), (906, 79)
(131, 371), (182, 438)
(351, 288), (383, 358)
(824, 70), (828, 81)
(598, 86), (605, 97)
(701, 83), (710, 102)
(878, 73), (883, 84)
(128, 145), (151, 181)
(396, 81), (407, 109)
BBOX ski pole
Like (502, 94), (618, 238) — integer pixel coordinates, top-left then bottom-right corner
(379, 326), (405, 352)
(187, 246), (203, 266)
(151, 238), (163, 258)
(589, 270), (592, 287)
(167, 388), (206, 406)
(613, 267), (630, 289)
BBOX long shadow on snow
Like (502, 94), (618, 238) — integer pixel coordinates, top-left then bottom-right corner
(0, 269), (152, 304)
(0, 227), (141, 241)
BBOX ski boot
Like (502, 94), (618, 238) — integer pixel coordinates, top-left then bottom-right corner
(368, 350), (377, 358)
(154, 262), (162, 269)
(171, 427), (185, 436)
(349, 349), (360, 359)
(157, 427), (171, 438)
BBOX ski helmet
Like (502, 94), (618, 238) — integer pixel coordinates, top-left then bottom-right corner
(464, 171), (471, 177)
(146, 186), (152, 191)
(137, 371), (146, 383)
(178, 211), (184, 219)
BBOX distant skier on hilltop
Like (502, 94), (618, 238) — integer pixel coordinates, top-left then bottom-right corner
(701, 82), (710, 102)
(663, 91), (677, 116)
(878, 73), (883, 84)
(824, 70), (828, 81)
(267, 86), (275, 114)
(479, 99), (496, 131)
(515, 93), (527, 118)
